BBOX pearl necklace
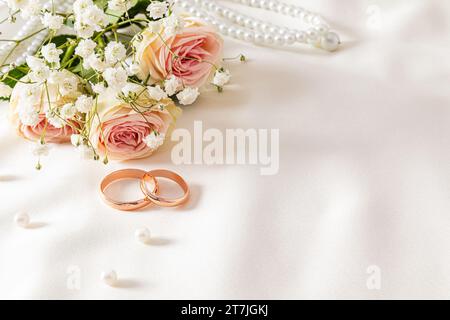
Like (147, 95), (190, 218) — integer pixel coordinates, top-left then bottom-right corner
(176, 0), (341, 51)
(0, 0), (73, 74)
(1, 0), (340, 75)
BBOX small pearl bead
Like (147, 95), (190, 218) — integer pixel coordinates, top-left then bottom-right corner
(236, 29), (245, 40)
(228, 26), (237, 38)
(101, 270), (118, 286)
(321, 32), (340, 52)
(264, 34), (274, 44)
(15, 212), (30, 228)
(269, 26), (278, 34)
(295, 31), (307, 43)
(244, 18), (253, 28)
(284, 33), (296, 45)
(274, 35), (285, 46)
(135, 227), (151, 244)
(254, 33), (264, 44)
(219, 24), (228, 35)
(244, 31), (255, 42)
(260, 23), (270, 32)
(235, 15), (245, 26)
(307, 28), (320, 46)
(316, 24), (330, 35)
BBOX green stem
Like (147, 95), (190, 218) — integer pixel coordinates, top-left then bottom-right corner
(0, 10), (19, 25)
(61, 43), (76, 66)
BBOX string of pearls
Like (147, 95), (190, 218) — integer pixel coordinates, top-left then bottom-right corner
(0, 0), (73, 74)
(176, 0), (341, 51)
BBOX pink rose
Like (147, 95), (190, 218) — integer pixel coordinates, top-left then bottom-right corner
(136, 17), (223, 87)
(9, 78), (80, 143)
(90, 92), (181, 161)
(16, 114), (76, 143)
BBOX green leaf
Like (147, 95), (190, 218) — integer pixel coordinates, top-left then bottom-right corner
(47, 34), (81, 70)
(94, 0), (109, 9)
(50, 34), (77, 48)
(127, 0), (151, 19)
(2, 64), (29, 89)
(81, 68), (97, 81)
(64, 17), (75, 28)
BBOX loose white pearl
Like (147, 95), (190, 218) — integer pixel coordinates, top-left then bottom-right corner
(321, 32), (340, 52)
(15, 212), (30, 228)
(135, 227), (151, 244)
(101, 270), (118, 286)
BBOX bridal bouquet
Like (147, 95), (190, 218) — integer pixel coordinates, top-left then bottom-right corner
(0, 0), (233, 168)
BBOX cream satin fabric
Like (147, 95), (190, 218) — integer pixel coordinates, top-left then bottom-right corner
(1, 0), (450, 299)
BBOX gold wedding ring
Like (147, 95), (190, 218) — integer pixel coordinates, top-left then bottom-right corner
(100, 169), (158, 211)
(100, 169), (189, 211)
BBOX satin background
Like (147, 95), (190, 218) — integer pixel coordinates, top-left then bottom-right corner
(1, 0), (450, 299)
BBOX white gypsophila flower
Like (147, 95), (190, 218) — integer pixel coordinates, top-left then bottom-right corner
(164, 74), (181, 96)
(147, 85), (167, 101)
(75, 95), (94, 113)
(91, 82), (106, 95)
(60, 103), (77, 119)
(20, 2), (42, 19)
(31, 141), (49, 157)
(41, 43), (63, 65)
(19, 84), (40, 103)
(41, 12), (64, 31)
(0, 83), (12, 98)
(103, 66), (128, 90)
(73, 0), (93, 16)
(108, 0), (132, 11)
(45, 109), (65, 128)
(74, 21), (95, 39)
(146, 1), (169, 20)
(26, 56), (46, 71)
(29, 64), (50, 83)
(127, 61), (140, 76)
(104, 41), (126, 64)
(143, 131), (165, 150)
(162, 14), (185, 37)
(70, 134), (83, 146)
(122, 82), (142, 97)
(77, 144), (95, 160)
(59, 71), (80, 96)
(147, 20), (161, 33)
(212, 69), (231, 87)
(5, 0), (28, 11)
(75, 39), (97, 59)
(83, 54), (108, 72)
(176, 87), (199, 105)
(83, 5), (108, 31)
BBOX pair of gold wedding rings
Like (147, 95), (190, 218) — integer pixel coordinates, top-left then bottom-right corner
(100, 169), (189, 211)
